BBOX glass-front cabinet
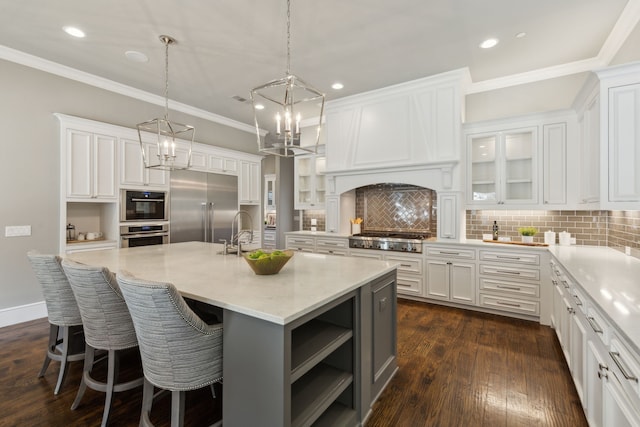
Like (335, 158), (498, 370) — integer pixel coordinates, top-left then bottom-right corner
(295, 154), (326, 209)
(468, 127), (538, 206)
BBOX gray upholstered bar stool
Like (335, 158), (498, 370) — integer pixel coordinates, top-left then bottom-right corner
(26, 251), (85, 395)
(117, 270), (223, 427)
(61, 259), (143, 427)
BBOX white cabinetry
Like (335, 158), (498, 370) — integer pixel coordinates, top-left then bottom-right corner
(66, 129), (117, 200)
(542, 123), (567, 205)
(575, 77), (600, 205)
(120, 138), (168, 189)
(597, 63), (640, 210)
(316, 237), (349, 256)
(467, 127), (538, 206)
(424, 246), (475, 306)
(295, 155), (326, 210)
(239, 160), (260, 204)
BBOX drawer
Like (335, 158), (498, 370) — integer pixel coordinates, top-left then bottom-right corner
(479, 250), (540, 266)
(384, 255), (423, 275)
(263, 232), (276, 243)
(479, 278), (540, 298)
(479, 294), (540, 316)
(426, 246), (475, 260)
(610, 333), (640, 402)
(349, 250), (383, 260)
(316, 238), (348, 250)
(286, 236), (315, 251)
(479, 264), (540, 281)
(396, 274), (423, 296)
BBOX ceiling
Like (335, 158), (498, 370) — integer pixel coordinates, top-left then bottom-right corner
(0, 0), (637, 131)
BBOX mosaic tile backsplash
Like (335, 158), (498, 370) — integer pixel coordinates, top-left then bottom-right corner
(355, 184), (437, 234)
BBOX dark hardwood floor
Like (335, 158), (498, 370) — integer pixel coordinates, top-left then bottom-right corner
(0, 300), (587, 426)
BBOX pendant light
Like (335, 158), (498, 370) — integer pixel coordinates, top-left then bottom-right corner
(137, 35), (194, 170)
(250, 0), (325, 157)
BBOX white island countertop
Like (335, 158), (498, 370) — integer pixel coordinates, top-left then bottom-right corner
(549, 245), (640, 354)
(66, 241), (396, 325)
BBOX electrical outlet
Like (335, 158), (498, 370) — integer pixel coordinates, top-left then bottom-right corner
(5, 225), (31, 237)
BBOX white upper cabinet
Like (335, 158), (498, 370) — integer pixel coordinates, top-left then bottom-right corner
(239, 160), (261, 205)
(294, 154), (326, 210)
(597, 63), (640, 210)
(575, 84), (600, 205)
(120, 138), (168, 189)
(467, 127), (538, 207)
(325, 69), (468, 173)
(66, 129), (117, 200)
(543, 123), (567, 205)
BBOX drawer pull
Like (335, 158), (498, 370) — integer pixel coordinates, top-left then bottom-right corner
(598, 371), (608, 380)
(496, 255), (521, 260)
(496, 284), (521, 291)
(496, 300), (521, 308)
(573, 295), (583, 306)
(567, 307), (575, 314)
(438, 251), (460, 255)
(400, 264), (412, 268)
(561, 280), (570, 289)
(587, 316), (603, 334)
(551, 280), (558, 286)
(609, 351), (638, 382)
(322, 242), (339, 246)
(496, 270), (521, 275)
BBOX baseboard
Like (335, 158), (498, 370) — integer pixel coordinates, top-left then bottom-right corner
(0, 301), (47, 328)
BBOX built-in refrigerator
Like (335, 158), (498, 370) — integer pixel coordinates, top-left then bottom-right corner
(169, 170), (238, 244)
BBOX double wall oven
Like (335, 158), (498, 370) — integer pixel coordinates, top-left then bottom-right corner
(120, 190), (169, 247)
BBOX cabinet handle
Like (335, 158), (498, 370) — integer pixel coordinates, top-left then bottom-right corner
(587, 316), (603, 334)
(598, 363), (609, 372)
(322, 242), (339, 246)
(497, 284), (521, 291)
(496, 255), (521, 260)
(598, 371), (608, 380)
(551, 280), (558, 286)
(567, 307), (575, 314)
(496, 270), (521, 275)
(573, 295), (583, 306)
(438, 251), (460, 255)
(400, 264), (412, 268)
(609, 352), (639, 382)
(561, 280), (570, 289)
(496, 300), (521, 308)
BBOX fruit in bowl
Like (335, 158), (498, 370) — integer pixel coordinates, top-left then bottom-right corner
(244, 249), (294, 275)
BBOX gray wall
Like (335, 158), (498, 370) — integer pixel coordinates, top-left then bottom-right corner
(0, 59), (257, 311)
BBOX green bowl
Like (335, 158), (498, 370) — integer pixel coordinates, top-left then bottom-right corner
(243, 250), (294, 275)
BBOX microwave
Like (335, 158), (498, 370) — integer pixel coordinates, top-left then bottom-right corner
(120, 190), (168, 222)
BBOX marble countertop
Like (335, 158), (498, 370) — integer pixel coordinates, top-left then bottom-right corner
(549, 245), (640, 354)
(66, 241), (396, 325)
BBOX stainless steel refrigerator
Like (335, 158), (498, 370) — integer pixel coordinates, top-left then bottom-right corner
(170, 170), (238, 244)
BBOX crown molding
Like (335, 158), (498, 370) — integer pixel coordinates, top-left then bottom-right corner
(0, 45), (256, 134)
(599, 0), (640, 64)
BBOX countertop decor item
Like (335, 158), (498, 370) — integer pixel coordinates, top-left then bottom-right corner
(518, 226), (538, 244)
(244, 249), (293, 275)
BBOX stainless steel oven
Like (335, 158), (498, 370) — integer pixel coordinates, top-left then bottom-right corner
(121, 190), (168, 222)
(120, 223), (169, 248)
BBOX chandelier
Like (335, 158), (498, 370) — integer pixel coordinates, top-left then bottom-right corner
(250, 0), (325, 157)
(137, 35), (194, 170)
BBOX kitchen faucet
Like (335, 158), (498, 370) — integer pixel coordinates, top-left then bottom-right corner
(230, 210), (254, 256)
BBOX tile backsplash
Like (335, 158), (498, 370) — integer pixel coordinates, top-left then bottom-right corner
(466, 210), (640, 255)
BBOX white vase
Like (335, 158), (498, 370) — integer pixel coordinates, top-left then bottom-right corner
(521, 235), (534, 244)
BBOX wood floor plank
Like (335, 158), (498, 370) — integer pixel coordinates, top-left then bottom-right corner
(0, 300), (587, 427)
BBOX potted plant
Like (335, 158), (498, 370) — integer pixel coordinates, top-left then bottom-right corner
(518, 226), (538, 244)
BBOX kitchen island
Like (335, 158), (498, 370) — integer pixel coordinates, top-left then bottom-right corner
(66, 241), (398, 427)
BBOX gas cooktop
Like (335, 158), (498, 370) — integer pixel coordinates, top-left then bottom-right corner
(348, 232), (431, 253)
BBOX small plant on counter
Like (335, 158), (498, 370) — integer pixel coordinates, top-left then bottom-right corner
(518, 226), (538, 236)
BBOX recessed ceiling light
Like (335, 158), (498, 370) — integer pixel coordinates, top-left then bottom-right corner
(125, 50), (149, 63)
(254, 103), (265, 110)
(63, 26), (85, 38)
(331, 82), (344, 90)
(516, 32), (527, 38)
(479, 38), (498, 49)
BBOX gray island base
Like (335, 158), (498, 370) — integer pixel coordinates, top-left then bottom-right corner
(67, 242), (398, 426)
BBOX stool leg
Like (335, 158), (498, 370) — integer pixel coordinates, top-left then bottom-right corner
(53, 326), (71, 394)
(38, 324), (58, 378)
(140, 378), (154, 426)
(100, 349), (118, 427)
(71, 345), (95, 410)
(170, 390), (185, 427)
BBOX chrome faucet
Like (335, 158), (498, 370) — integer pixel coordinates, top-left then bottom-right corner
(231, 210), (254, 256)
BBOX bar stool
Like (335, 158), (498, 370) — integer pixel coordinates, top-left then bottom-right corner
(117, 270), (223, 427)
(61, 259), (143, 427)
(26, 251), (85, 395)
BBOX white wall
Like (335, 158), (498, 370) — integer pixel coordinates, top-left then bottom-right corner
(0, 59), (257, 314)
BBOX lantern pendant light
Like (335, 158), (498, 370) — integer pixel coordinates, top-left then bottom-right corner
(250, 0), (325, 157)
(137, 35), (195, 170)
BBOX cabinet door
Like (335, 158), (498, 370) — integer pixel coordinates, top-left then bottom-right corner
(469, 133), (498, 203)
(67, 130), (92, 198)
(239, 161), (260, 204)
(325, 196), (339, 233)
(570, 309), (588, 405)
(314, 156), (326, 208)
(93, 134), (117, 199)
(543, 123), (567, 205)
(580, 96), (600, 203)
(586, 340), (606, 427)
(425, 260), (450, 301)
(450, 262), (475, 305)
(503, 128), (537, 204)
(120, 139), (167, 188)
(608, 84), (640, 203)
(437, 193), (458, 239)
(602, 374), (640, 427)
